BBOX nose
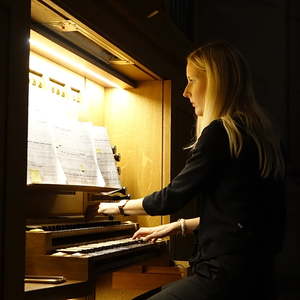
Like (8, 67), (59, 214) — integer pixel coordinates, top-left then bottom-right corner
(183, 85), (190, 98)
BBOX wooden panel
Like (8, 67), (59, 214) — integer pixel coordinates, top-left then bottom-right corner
(26, 255), (90, 281)
(27, 184), (114, 193)
(80, 78), (105, 125)
(93, 253), (173, 300)
(104, 81), (163, 198)
(26, 190), (84, 217)
(112, 270), (181, 291)
(25, 280), (93, 300)
(95, 273), (143, 300)
(0, 0), (29, 300)
(111, 63), (157, 81)
(162, 80), (171, 188)
(112, 267), (181, 291)
(162, 80), (171, 225)
(0, 1), (30, 300)
(26, 232), (49, 256)
(104, 81), (165, 227)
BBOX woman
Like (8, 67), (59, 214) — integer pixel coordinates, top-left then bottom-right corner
(97, 41), (285, 299)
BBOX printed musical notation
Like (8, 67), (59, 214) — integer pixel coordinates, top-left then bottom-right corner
(27, 83), (65, 185)
(52, 120), (105, 186)
(27, 74), (121, 188)
(93, 126), (121, 188)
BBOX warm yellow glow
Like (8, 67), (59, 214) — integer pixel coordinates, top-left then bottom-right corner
(29, 38), (122, 89)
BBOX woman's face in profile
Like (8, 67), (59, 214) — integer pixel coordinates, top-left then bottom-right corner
(183, 61), (207, 116)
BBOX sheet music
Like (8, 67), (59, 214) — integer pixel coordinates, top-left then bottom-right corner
(27, 76), (120, 188)
(27, 84), (65, 184)
(92, 126), (121, 188)
(51, 120), (105, 186)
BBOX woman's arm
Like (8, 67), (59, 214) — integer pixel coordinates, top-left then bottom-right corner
(132, 217), (200, 242)
(97, 201), (201, 234)
(184, 217), (200, 234)
(97, 200), (200, 241)
(98, 198), (146, 215)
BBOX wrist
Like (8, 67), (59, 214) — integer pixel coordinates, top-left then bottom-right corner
(118, 199), (129, 216)
(177, 218), (186, 236)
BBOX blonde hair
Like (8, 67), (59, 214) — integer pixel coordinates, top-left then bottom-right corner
(187, 41), (285, 178)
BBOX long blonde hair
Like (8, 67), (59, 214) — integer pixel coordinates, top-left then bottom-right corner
(187, 41), (284, 178)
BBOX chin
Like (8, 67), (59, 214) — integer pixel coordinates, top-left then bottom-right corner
(195, 109), (203, 117)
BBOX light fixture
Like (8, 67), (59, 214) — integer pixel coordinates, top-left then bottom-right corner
(29, 38), (122, 89)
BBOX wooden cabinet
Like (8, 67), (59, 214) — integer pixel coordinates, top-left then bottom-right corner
(0, 1), (30, 299)
(26, 1), (172, 228)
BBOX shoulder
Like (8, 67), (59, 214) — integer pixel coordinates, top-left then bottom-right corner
(202, 119), (225, 135)
(194, 119), (230, 158)
(196, 119), (228, 148)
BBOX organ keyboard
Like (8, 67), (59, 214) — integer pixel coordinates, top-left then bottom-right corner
(25, 217), (168, 281)
(54, 237), (156, 257)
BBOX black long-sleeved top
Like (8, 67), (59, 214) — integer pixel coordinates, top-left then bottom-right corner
(143, 119), (285, 262)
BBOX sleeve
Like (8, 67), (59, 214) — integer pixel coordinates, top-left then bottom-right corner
(142, 120), (231, 215)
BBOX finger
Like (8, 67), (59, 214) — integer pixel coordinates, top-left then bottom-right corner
(132, 232), (140, 239)
(97, 209), (107, 216)
(142, 231), (160, 242)
(144, 228), (170, 241)
(149, 237), (157, 243)
(132, 226), (148, 237)
(132, 229), (148, 239)
(97, 205), (109, 215)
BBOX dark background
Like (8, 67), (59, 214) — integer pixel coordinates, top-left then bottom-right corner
(163, 0), (300, 299)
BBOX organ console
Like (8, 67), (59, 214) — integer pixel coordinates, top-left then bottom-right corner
(25, 217), (168, 282)
(24, 1), (177, 299)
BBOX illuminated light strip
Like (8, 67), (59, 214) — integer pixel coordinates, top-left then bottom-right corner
(29, 38), (122, 89)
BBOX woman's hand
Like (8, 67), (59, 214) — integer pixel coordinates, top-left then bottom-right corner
(98, 202), (119, 215)
(132, 222), (181, 242)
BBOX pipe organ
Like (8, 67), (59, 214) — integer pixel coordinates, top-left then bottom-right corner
(25, 1), (179, 299)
